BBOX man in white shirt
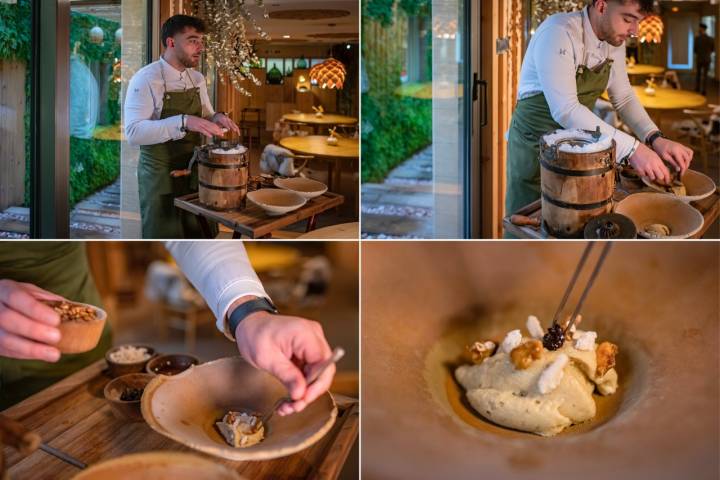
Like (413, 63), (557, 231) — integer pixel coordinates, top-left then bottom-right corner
(505, 0), (694, 222)
(124, 15), (240, 239)
(0, 242), (335, 416)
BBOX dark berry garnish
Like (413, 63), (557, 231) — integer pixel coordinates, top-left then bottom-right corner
(542, 324), (565, 351)
(120, 387), (144, 402)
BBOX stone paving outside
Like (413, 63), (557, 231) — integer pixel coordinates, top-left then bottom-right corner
(361, 145), (433, 238)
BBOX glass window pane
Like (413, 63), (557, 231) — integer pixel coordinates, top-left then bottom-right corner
(69, 1), (136, 238)
(361, 2), (466, 238)
(0, 0), (32, 238)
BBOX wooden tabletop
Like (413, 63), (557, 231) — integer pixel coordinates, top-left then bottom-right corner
(603, 86), (706, 110)
(298, 222), (359, 239)
(626, 64), (665, 76)
(282, 113), (358, 126)
(175, 191), (345, 239)
(280, 136), (359, 159)
(503, 188), (719, 239)
(1, 359), (359, 479)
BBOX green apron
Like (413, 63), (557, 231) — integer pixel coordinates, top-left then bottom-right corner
(0, 243), (112, 409)
(138, 65), (215, 238)
(505, 12), (613, 218)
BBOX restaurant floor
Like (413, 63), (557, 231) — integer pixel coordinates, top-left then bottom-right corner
(108, 262), (359, 479)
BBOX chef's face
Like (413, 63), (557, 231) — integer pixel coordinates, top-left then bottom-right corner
(166, 27), (205, 68)
(595, 0), (644, 47)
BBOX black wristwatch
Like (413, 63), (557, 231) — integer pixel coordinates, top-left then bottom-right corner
(227, 297), (278, 338)
(645, 130), (665, 147)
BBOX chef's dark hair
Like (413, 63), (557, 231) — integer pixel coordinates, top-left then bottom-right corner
(590, 0), (655, 14)
(161, 15), (206, 48)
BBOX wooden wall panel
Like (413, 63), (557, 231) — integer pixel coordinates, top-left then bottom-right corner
(0, 60), (26, 210)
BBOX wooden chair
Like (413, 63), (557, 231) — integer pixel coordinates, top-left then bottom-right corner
(660, 70), (682, 90)
(239, 108), (263, 151)
(671, 107), (720, 172)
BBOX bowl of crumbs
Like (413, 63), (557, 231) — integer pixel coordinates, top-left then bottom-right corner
(104, 373), (154, 422)
(614, 192), (704, 238)
(106, 344), (156, 378)
(141, 356), (336, 461)
(42, 300), (107, 354)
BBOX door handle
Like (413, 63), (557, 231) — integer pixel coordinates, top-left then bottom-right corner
(472, 73), (488, 127)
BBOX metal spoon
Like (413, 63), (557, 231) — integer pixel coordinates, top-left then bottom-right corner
(261, 347), (345, 426)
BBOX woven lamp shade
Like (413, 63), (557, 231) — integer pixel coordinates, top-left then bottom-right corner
(638, 15), (664, 44)
(309, 58), (346, 89)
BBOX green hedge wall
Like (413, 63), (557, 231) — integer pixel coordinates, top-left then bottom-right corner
(1, 0), (121, 208)
(361, 93), (431, 182)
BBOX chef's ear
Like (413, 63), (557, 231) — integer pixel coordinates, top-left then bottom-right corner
(166, 36), (175, 49)
(595, 0), (608, 14)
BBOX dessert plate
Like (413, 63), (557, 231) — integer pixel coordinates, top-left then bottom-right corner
(361, 242), (719, 479)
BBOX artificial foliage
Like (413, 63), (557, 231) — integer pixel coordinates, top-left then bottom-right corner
(190, 0), (269, 96)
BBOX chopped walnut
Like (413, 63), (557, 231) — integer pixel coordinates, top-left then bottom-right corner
(562, 314), (582, 340)
(510, 340), (543, 370)
(466, 341), (496, 364)
(596, 341), (618, 377)
(42, 300), (97, 323)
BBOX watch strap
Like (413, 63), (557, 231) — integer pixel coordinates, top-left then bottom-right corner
(646, 130), (665, 146)
(227, 297), (278, 338)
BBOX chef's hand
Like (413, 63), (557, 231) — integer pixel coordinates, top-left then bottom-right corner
(185, 115), (226, 138)
(231, 300), (335, 416)
(629, 143), (672, 185)
(651, 137), (693, 176)
(211, 113), (240, 136)
(0, 280), (63, 362)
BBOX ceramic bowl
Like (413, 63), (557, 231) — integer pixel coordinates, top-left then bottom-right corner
(72, 452), (245, 480)
(105, 344), (156, 378)
(247, 189), (307, 216)
(273, 177), (328, 199)
(146, 354), (200, 376)
(641, 169), (716, 203)
(103, 373), (155, 422)
(141, 356), (337, 461)
(614, 192), (704, 238)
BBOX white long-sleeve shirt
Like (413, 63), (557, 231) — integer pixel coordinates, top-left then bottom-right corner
(166, 242), (270, 340)
(124, 57), (215, 146)
(518, 7), (657, 160)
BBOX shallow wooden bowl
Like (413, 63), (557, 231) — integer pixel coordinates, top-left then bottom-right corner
(141, 356), (337, 461)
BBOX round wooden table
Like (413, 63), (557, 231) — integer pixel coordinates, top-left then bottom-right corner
(298, 222), (359, 239)
(626, 64), (665, 76)
(630, 86), (707, 110)
(282, 113), (358, 134)
(279, 135), (359, 191)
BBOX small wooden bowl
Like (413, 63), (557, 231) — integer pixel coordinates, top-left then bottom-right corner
(103, 373), (154, 422)
(105, 344), (156, 378)
(146, 354), (200, 376)
(48, 301), (107, 354)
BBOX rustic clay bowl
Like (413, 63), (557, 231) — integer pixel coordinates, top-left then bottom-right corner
(71, 451), (245, 480)
(247, 189), (307, 216)
(104, 373), (154, 422)
(46, 301), (107, 354)
(273, 177), (328, 199)
(361, 242), (718, 479)
(614, 192), (704, 238)
(642, 169), (716, 202)
(146, 354), (199, 376)
(141, 356), (337, 461)
(105, 344), (156, 378)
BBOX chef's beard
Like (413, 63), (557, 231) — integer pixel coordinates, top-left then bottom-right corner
(599, 16), (626, 47)
(178, 50), (200, 68)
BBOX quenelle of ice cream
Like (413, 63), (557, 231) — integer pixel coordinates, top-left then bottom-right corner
(455, 315), (618, 436)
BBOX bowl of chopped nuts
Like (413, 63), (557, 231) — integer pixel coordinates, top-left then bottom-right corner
(43, 300), (107, 354)
(104, 373), (154, 422)
(105, 344), (157, 378)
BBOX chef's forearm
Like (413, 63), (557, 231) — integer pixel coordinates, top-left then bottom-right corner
(124, 115), (186, 146)
(164, 241), (270, 340)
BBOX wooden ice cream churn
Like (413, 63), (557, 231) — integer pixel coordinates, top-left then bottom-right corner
(173, 141), (250, 211)
(539, 128), (616, 238)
